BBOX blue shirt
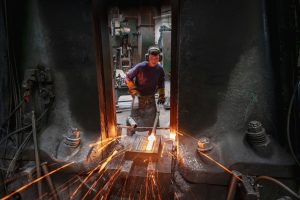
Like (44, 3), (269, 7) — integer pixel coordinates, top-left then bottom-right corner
(126, 61), (165, 96)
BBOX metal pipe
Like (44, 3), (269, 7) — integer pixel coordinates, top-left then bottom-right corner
(226, 171), (242, 200)
(255, 176), (300, 200)
(32, 111), (42, 199)
(117, 125), (169, 130)
(127, 116), (137, 128)
(41, 162), (59, 200)
(151, 105), (161, 135)
(126, 96), (138, 128)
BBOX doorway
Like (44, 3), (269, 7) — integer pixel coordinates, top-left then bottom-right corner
(107, 3), (172, 137)
(93, 0), (178, 140)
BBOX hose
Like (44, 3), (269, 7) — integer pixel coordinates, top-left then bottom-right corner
(0, 108), (50, 178)
(0, 100), (24, 129)
(5, 132), (32, 177)
(286, 80), (300, 167)
(255, 176), (300, 200)
(0, 108), (50, 146)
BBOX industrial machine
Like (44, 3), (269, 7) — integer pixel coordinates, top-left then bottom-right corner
(0, 0), (299, 199)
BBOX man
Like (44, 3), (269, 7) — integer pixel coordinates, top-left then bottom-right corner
(125, 46), (165, 135)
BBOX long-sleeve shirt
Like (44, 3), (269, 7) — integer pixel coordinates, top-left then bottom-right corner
(125, 61), (165, 96)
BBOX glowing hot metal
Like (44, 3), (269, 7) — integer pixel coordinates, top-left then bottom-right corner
(146, 133), (156, 151)
(124, 135), (161, 161)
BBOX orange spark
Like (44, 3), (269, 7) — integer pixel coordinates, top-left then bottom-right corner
(199, 151), (243, 182)
(89, 136), (122, 148)
(1, 162), (74, 200)
(92, 168), (121, 200)
(103, 167), (122, 199)
(160, 143), (165, 157)
(177, 130), (243, 182)
(98, 150), (118, 173)
(71, 166), (100, 199)
(145, 172), (149, 200)
(150, 174), (156, 199)
(121, 167), (130, 198)
(176, 132), (180, 160)
(38, 175), (81, 200)
(71, 149), (119, 199)
(81, 168), (109, 200)
(56, 177), (80, 196)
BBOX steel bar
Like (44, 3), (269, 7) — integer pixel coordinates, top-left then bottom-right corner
(41, 162), (59, 200)
(117, 125), (169, 130)
(151, 105), (161, 135)
(32, 111), (42, 199)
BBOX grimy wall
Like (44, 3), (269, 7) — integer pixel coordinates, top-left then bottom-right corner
(177, 0), (277, 138)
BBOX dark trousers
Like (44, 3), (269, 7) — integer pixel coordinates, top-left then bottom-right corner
(127, 95), (158, 135)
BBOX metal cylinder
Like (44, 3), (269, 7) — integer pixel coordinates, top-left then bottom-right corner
(127, 116), (137, 128)
(64, 128), (81, 148)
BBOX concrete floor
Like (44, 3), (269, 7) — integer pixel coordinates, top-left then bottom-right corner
(116, 81), (170, 137)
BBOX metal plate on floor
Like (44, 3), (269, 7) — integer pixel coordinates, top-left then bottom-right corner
(124, 135), (161, 162)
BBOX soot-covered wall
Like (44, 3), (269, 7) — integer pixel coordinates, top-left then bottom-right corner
(6, 0), (101, 155)
(177, 0), (277, 138)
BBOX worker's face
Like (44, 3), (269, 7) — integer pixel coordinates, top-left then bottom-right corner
(148, 54), (159, 67)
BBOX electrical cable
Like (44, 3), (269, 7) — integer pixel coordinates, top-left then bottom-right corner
(0, 100), (24, 129)
(1, 0), (23, 194)
(255, 176), (300, 200)
(5, 131), (32, 178)
(0, 44), (13, 195)
(0, 108), (50, 179)
(286, 80), (300, 167)
(2, 103), (52, 177)
(0, 108), (50, 146)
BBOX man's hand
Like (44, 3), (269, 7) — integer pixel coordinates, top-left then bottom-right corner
(126, 80), (138, 96)
(157, 88), (165, 104)
(157, 95), (165, 104)
(129, 88), (138, 96)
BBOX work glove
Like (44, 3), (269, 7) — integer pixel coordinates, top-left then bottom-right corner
(129, 88), (138, 96)
(157, 88), (165, 104)
(158, 95), (165, 104)
(126, 80), (138, 96)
